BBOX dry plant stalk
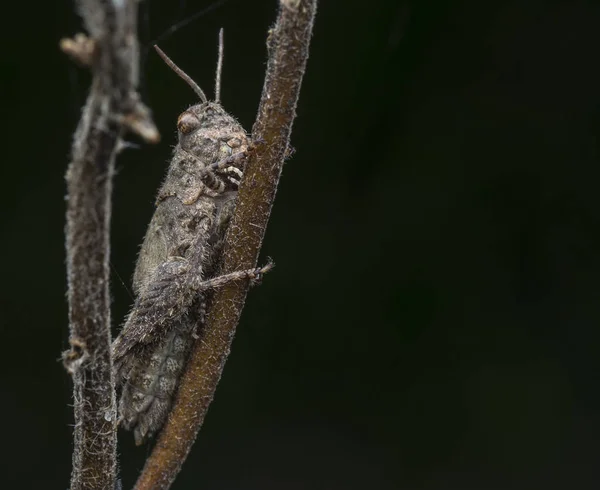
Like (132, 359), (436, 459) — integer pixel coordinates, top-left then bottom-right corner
(133, 0), (317, 488)
(62, 1), (158, 489)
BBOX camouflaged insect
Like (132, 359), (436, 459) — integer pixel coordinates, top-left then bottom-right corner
(112, 41), (263, 445)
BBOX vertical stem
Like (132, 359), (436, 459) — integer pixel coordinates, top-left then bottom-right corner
(65, 90), (120, 490)
(63, 1), (158, 488)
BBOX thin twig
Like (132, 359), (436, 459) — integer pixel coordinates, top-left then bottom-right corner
(62, 1), (158, 489)
(133, 1), (317, 488)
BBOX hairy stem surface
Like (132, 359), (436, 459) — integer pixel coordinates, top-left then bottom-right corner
(63, 1), (158, 488)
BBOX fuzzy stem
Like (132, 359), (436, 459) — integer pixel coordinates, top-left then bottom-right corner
(133, 1), (317, 488)
(63, 1), (158, 489)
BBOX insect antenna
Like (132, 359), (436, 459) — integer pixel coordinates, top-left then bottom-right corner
(154, 45), (208, 103)
(215, 28), (224, 104)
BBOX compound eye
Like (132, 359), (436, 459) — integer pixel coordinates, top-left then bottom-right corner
(177, 111), (201, 134)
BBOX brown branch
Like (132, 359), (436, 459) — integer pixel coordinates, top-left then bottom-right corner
(133, 0), (317, 488)
(62, 1), (158, 489)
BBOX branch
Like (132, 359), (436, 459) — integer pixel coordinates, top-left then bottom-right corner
(62, 1), (158, 489)
(133, 1), (317, 488)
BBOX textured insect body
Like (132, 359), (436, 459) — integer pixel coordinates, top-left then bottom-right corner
(112, 42), (250, 445)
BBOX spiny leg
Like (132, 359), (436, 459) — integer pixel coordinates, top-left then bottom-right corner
(209, 156), (244, 188)
(180, 147), (245, 193)
(191, 259), (274, 293)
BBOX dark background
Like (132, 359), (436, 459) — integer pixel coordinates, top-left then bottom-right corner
(1, 0), (599, 488)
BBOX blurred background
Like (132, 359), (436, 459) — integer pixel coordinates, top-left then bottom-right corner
(1, 0), (600, 488)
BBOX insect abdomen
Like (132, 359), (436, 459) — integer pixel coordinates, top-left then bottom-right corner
(119, 311), (200, 445)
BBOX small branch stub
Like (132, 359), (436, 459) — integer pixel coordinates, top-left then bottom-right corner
(60, 33), (96, 66)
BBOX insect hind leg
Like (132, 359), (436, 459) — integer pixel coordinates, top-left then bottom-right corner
(192, 259), (274, 293)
